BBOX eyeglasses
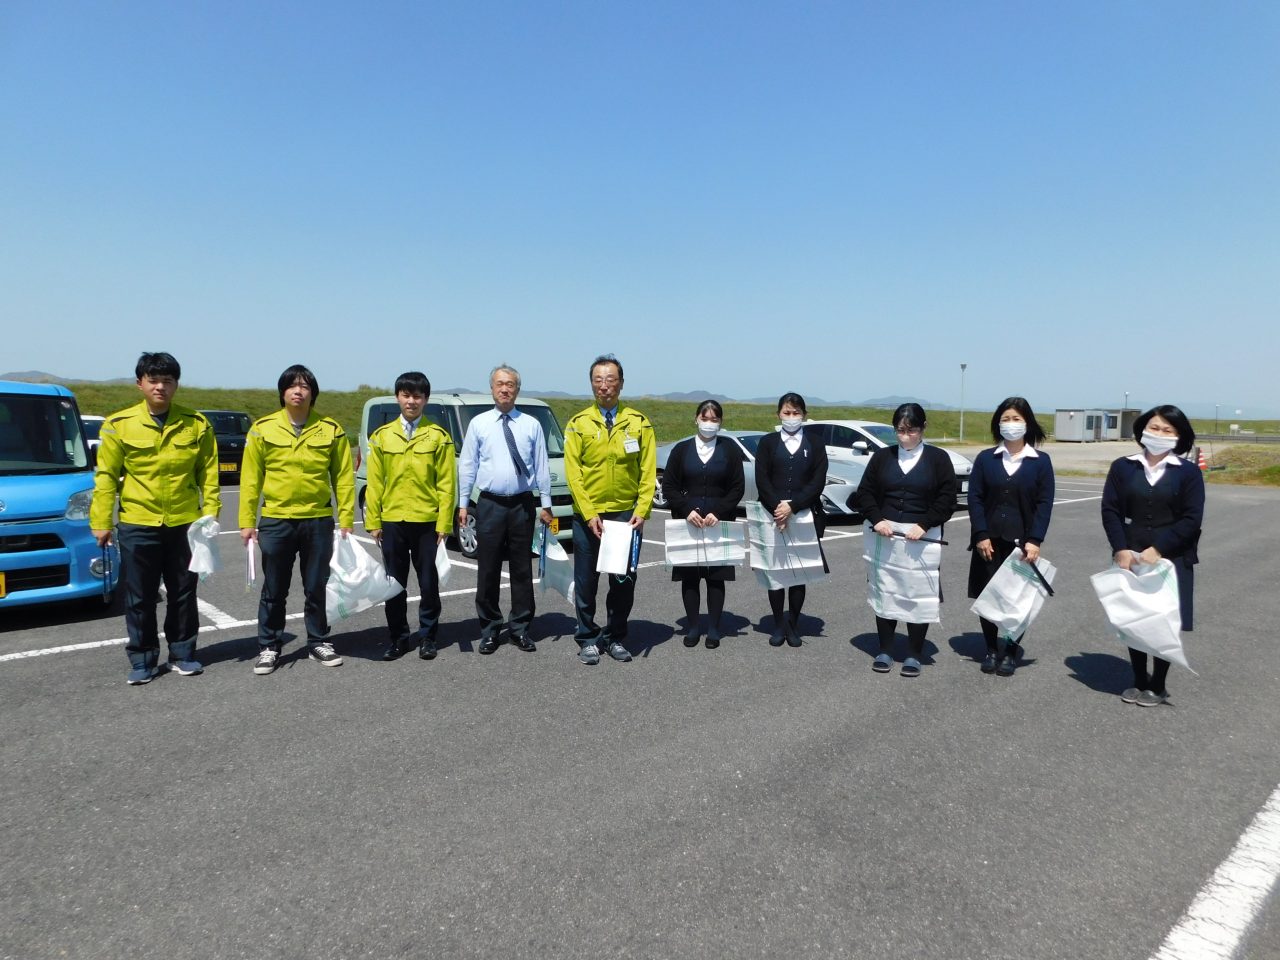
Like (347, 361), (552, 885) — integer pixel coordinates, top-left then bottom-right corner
(895, 428), (922, 436)
(591, 377), (620, 386)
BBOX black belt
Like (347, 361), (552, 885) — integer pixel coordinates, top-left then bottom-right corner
(479, 490), (534, 505)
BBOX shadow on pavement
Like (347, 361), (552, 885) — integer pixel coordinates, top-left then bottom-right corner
(1065, 651), (1132, 695)
(618, 619), (676, 658)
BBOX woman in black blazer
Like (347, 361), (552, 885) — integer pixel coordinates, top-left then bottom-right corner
(661, 400), (746, 649)
(852, 403), (956, 677)
(967, 397), (1055, 677)
(754, 392), (828, 648)
(1101, 405), (1204, 707)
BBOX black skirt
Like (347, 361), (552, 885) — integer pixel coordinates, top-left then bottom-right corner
(967, 537), (1019, 600)
(671, 565), (736, 582)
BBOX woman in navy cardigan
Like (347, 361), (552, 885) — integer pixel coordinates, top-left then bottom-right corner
(967, 398), (1055, 677)
(1101, 405), (1204, 707)
(661, 400), (746, 649)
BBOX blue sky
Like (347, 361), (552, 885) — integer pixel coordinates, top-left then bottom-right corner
(1, 2), (1277, 416)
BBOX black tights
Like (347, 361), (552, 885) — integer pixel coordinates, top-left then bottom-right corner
(1129, 649), (1171, 696)
(682, 580), (725, 629)
(876, 616), (928, 658)
(767, 586), (805, 627)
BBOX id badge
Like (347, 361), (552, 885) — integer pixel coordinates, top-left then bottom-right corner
(623, 437), (640, 454)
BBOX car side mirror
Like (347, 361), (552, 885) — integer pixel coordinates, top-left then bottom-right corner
(852, 441), (869, 453)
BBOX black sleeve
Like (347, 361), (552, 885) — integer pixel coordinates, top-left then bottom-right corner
(661, 442), (692, 519)
(755, 435), (781, 513)
(787, 439), (828, 514)
(967, 451), (991, 544)
(714, 440), (746, 519)
(919, 446), (957, 530)
(1025, 454), (1055, 546)
(1155, 463), (1205, 558)
(853, 448), (891, 524)
(1100, 460), (1129, 554)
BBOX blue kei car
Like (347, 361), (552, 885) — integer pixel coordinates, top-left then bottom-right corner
(0, 380), (120, 608)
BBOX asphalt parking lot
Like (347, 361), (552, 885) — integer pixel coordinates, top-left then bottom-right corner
(3, 477), (1280, 960)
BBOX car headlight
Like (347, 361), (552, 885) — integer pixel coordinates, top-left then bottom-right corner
(65, 489), (93, 521)
(824, 475), (851, 485)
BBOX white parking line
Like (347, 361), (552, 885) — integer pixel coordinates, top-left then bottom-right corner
(197, 599), (241, 629)
(1151, 785), (1280, 960)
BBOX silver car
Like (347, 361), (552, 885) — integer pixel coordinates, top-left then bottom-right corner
(653, 430), (866, 519)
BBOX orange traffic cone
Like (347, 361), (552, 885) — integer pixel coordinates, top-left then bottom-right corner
(1198, 448), (1208, 470)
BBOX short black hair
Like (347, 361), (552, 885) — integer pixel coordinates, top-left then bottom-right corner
(695, 399), (723, 421)
(777, 392), (807, 415)
(990, 397), (1047, 446)
(1134, 404), (1195, 456)
(394, 371), (431, 397)
(892, 402), (927, 431)
(277, 364), (319, 407)
(136, 352), (180, 381)
(589, 354), (624, 382)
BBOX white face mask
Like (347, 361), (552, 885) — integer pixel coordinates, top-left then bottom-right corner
(697, 421), (720, 440)
(999, 421), (1027, 441)
(1141, 431), (1178, 456)
(780, 416), (804, 434)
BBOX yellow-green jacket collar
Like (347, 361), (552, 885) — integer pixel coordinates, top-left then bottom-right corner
(257, 407), (337, 443)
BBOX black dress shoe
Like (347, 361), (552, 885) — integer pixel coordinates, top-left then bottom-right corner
(512, 635), (536, 652)
(996, 655), (1017, 677)
(380, 641), (410, 661)
(785, 621), (802, 648)
(682, 629), (700, 648)
(980, 653), (998, 674)
(478, 636), (500, 655)
(705, 624), (721, 649)
(418, 638), (437, 660)
(769, 628), (786, 647)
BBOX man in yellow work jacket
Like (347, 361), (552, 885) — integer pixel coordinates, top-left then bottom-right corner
(364, 371), (456, 662)
(562, 354), (657, 665)
(239, 364), (355, 676)
(90, 352), (221, 685)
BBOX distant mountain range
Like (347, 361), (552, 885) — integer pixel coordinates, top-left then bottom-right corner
(2, 370), (134, 385)
(528, 390), (954, 409)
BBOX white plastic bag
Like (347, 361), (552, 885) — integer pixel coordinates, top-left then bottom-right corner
(534, 529), (575, 604)
(435, 544), (451, 587)
(971, 550), (1056, 642)
(747, 502), (828, 590)
(665, 519), (747, 568)
(596, 520), (635, 575)
(325, 532), (404, 622)
(1090, 559), (1193, 672)
(186, 516), (222, 581)
(863, 520), (943, 624)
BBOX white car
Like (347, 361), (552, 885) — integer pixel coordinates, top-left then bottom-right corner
(802, 420), (972, 503)
(80, 415), (106, 459)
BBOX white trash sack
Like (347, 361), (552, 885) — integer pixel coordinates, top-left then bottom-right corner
(863, 520), (943, 624)
(435, 542), (452, 588)
(534, 528), (575, 604)
(1090, 558), (1193, 673)
(596, 519), (636, 575)
(970, 550), (1056, 643)
(325, 532), (404, 622)
(665, 519), (747, 569)
(747, 502), (828, 590)
(186, 515), (222, 581)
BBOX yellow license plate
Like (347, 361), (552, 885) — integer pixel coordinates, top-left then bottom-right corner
(0, 571), (6, 598)
(219, 462), (238, 472)
(550, 518), (561, 534)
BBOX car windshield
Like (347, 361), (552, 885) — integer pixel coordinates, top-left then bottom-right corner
(204, 413), (252, 434)
(0, 393), (90, 475)
(82, 420), (102, 441)
(734, 435), (763, 457)
(456, 405), (566, 456)
(860, 424), (897, 445)
(368, 403), (455, 444)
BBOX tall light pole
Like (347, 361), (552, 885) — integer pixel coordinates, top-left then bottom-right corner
(959, 364), (967, 441)
(1215, 404), (1219, 435)
(1124, 391), (1129, 410)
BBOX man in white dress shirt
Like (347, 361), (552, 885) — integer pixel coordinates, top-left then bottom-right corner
(457, 365), (554, 653)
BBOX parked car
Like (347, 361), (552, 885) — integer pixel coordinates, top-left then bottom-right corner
(802, 420), (972, 504)
(0, 380), (120, 608)
(354, 393), (574, 558)
(653, 430), (866, 519)
(80, 415), (106, 457)
(197, 410), (253, 484)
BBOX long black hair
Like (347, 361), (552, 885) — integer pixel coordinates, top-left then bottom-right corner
(990, 397), (1047, 446)
(892, 402), (926, 431)
(1134, 405), (1195, 456)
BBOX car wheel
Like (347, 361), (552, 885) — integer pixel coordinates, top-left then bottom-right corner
(457, 509), (479, 559)
(652, 471), (668, 510)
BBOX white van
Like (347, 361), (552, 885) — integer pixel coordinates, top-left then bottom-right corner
(354, 393), (574, 558)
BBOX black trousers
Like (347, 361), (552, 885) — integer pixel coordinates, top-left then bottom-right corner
(117, 521), (199, 668)
(381, 520), (442, 644)
(257, 516), (333, 650)
(475, 493), (536, 640)
(573, 510), (640, 642)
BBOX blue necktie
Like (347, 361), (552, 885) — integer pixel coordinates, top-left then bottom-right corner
(604, 409), (614, 432)
(500, 413), (529, 479)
